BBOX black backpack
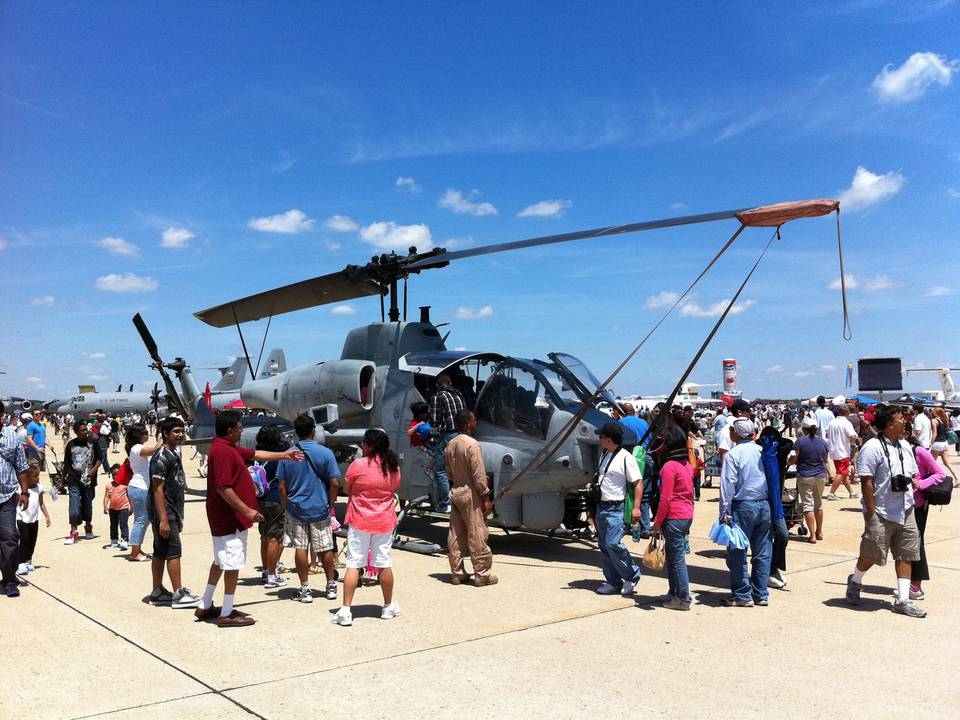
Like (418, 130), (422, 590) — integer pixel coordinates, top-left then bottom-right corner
(922, 474), (953, 506)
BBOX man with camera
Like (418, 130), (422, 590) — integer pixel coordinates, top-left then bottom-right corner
(845, 406), (926, 618)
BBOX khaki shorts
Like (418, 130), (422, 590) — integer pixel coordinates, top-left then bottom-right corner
(257, 500), (284, 540)
(858, 509), (920, 566)
(796, 475), (825, 513)
(283, 514), (334, 554)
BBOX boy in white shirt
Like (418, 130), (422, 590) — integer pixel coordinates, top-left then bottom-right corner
(17, 460), (51, 575)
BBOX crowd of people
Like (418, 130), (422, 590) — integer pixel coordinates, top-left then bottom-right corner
(0, 389), (956, 623)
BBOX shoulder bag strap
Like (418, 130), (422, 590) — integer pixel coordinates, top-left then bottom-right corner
(295, 442), (325, 481)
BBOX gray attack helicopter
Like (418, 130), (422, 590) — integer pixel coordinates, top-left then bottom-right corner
(159, 198), (841, 536)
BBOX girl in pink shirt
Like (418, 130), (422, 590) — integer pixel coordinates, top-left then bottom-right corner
(907, 439), (947, 600)
(651, 426), (695, 610)
(334, 429), (402, 626)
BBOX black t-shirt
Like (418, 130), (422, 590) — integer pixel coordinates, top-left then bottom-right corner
(148, 447), (186, 521)
(64, 438), (103, 485)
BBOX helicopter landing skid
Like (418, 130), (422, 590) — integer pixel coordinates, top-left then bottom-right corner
(392, 495), (444, 555)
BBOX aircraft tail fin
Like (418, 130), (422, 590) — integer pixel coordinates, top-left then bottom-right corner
(212, 356), (248, 391)
(258, 348), (286, 378)
(191, 393), (217, 429)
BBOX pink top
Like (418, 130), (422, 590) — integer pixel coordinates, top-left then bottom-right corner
(654, 460), (695, 527)
(912, 446), (946, 508)
(344, 456), (401, 534)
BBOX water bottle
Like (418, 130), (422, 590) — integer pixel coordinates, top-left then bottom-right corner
(631, 522), (641, 543)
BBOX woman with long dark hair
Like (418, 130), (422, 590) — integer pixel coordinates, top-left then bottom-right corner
(123, 424), (161, 561)
(255, 425), (290, 589)
(333, 428), (402, 626)
(651, 424), (695, 610)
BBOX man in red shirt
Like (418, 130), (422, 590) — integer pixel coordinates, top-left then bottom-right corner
(194, 411), (303, 627)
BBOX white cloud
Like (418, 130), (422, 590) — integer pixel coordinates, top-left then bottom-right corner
(948, 188), (960, 199)
(32, 383), (46, 391)
(828, 274), (902, 292)
(927, 285), (954, 296)
(819, 364), (837, 372)
(792, 371), (815, 379)
(440, 236), (474, 249)
(324, 239), (342, 251)
(95, 272), (159, 292)
(670, 202), (688, 211)
(31, 295), (55, 306)
(863, 275), (903, 292)
(767, 365), (784, 373)
(95, 236), (140, 257)
(872, 52), (958, 103)
(84, 352), (107, 359)
(828, 274), (859, 290)
(359, 221), (433, 251)
(455, 305), (494, 320)
(161, 227), (195, 249)
(395, 176), (421, 193)
(453, 346), (467, 352)
(517, 199), (572, 218)
(25, 376), (42, 384)
(248, 209), (316, 234)
(438, 189), (498, 217)
(644, 291), (681, 309)
(838, 166), (905, 211)
(0, 238), (7, 252)
(324, 215), (359, 232)
(680, 299), (755, 317)
(330, 304), (357, 316)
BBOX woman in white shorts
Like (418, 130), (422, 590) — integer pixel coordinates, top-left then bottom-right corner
(332, 429), (402, 626)
(929, 407), (959, 484)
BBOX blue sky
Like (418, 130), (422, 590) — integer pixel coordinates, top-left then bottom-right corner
(2, 1), (959, 403)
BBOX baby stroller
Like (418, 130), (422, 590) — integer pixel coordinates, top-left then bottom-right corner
(46, 447), (66, 499)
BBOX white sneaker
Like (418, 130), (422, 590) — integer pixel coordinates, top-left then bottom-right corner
(63, 534), (75, 545)
(118, 541), (129, 551)
(595, 583), (620, 595)
(381, 602), (402, 619)
(621, 573), (641, 595)
(297, 586), (313, 603)
(767, 575), (787, 590)
(264, 575), (288, 589)
(17, 563), (29, 575)
(171, 587), (202, 609)
(26, 561), (35, 572)
(332, 607), (353, 626)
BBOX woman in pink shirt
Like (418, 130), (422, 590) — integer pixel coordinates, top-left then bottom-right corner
(334, 429), (403, 627)
(906, 436), (947, 601)
(651, 425), (695, 611)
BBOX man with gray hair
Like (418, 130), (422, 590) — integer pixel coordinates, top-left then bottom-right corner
(718, 417), (772, 607)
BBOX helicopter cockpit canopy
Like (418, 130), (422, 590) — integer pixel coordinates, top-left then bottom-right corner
(398, 350), (613, 440)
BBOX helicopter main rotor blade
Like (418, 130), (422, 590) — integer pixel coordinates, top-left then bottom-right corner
(404, 207), (751, 270)
(194, 270), (382, 328)
(131, 314), (191, 418)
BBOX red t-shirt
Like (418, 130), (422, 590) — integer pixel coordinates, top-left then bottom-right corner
(205, 436), (257, 537)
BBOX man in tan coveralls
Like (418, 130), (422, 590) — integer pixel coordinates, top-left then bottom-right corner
(444, 409), (497, 587)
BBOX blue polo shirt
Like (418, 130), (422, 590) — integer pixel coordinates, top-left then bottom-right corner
(276, 440), (340, 522)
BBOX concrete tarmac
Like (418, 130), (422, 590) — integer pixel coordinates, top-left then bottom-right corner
(8, 435), (960, 719)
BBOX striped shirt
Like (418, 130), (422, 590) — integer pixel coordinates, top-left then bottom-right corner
(1, 425), (29, 503)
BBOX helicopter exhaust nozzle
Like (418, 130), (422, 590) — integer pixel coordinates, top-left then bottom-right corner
(241, 375), (284, 414)
(419, 306), (431, 323)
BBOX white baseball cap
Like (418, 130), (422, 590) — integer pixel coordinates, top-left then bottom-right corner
(21, 412), (33, 421)
(832, 394), (847, 405)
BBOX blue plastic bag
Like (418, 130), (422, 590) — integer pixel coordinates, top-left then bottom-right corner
(709, 520), (750, 549)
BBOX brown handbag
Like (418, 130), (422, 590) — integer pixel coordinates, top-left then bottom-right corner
(642, 533), (666, 572)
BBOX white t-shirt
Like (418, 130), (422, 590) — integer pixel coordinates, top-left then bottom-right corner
(913, 413), (932, 449)
(825, 417), (857, 460)
(718, 424), (735, 453)
(814, 408), (834, 438)
(598, 448), (641, 502)
(16, 482), (43, 524)
(128, 444), (152, 490)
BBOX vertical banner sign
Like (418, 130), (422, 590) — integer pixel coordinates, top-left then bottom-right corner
(845, 362), (853, 389)
(722, 358), (738, 394)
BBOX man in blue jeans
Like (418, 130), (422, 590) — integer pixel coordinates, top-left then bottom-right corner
(1, 401), (32, 597)
(429, 374), (465, 513)
(718, 418), (772, 607)
(593, 423), (644, 595)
